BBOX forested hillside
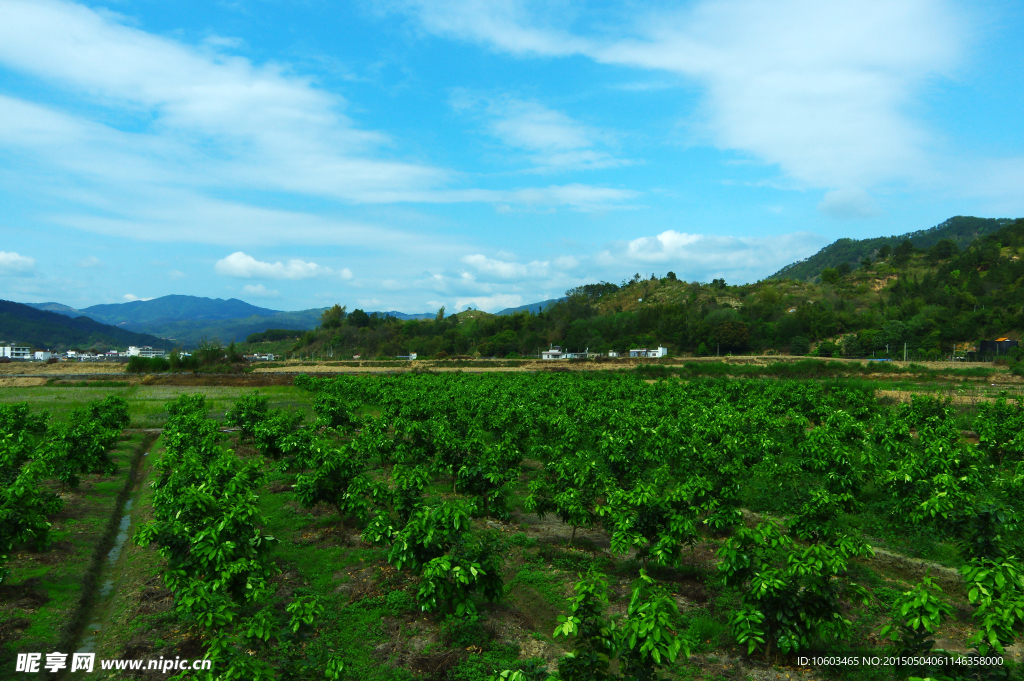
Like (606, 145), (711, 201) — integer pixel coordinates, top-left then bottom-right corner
(769, 215), (1011, 282)
(0, 301), (171, 351)
(286, 219), (1024, 360)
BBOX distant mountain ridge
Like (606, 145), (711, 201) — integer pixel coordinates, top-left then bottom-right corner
(0, 300), (170, 351)
(25, 295), (325, 347)
(769, 216), (1013, 282)
(20, 296), (438, 346)
(79, 295), (280, 325)
(370, 310), (435, 321)
(496, 298), (564, 315)
(25, 302), (84, 317)
(22, 295), (558, 345)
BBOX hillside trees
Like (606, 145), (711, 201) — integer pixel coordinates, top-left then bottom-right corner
(285, 218), (1024, 359)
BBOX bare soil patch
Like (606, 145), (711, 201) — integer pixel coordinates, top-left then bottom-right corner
(0, 377), (48, 387)
(140, 373), (296, 386)
(0, 363), (124, 375)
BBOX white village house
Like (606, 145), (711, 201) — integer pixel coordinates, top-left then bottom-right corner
(1, 345), (31, 359)
(541, 345), (668, 359)
(541, 346), (565, 360)
(127, 346), (166, 358)
(629, 347), (668, 358)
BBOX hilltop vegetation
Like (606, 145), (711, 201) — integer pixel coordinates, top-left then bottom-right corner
(284, 219), (1024, 361)
(769, 215), (1011, 282)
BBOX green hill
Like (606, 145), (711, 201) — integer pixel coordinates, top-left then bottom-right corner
(769, 216), (1012, 282)
(131, 309), (326, 346)
(0, 300), (171, 351)
(289, 217), (1024, 360)
(23, 302), (85, 317)
(24, 295), (326, 347)
(78, 295), (280, 325)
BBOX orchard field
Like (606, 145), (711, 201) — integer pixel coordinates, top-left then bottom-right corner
(2, 371), (1024, 681)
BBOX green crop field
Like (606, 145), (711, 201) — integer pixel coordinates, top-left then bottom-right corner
(2, 372), (1023, 680)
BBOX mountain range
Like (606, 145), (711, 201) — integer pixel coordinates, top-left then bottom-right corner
(22, 296), (324, 347)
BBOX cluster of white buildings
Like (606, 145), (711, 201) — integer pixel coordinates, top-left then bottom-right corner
(540, 345), (668, 360)
(0, 344), (168, 362)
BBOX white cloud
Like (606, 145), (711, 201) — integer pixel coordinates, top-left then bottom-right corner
(214, 252), (337, 280)
(455, 293), (523, 312)
(461, 254), (549, 279)
(0, 251), (36, 276)
(242, 283), (280, 298)
(340, 268), (354, 280)
(123, 293), (153, 301)
(167, 269), (185, 280)
(77, 255), (102, 268)
(817, 188), (882, 219)
(597, 229), (827, 283)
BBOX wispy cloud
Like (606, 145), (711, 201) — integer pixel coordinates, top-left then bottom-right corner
(392, 0), (967, 204)
(77, 255), (102, 268)
(0, 0), (445, 201)
(0, 0), (637, 243)
(453, 92), (626, 172)
(123, 293), (153, 301)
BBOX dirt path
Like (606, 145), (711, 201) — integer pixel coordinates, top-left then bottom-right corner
(876, 389), (1017, 405)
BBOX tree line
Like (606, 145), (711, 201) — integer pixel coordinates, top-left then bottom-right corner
(277, 219), (1023, 360)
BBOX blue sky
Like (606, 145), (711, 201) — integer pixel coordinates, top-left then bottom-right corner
(1, 0), (1022, 313)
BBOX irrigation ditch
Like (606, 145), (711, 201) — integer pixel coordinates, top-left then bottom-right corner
(57, 432), (157, 679)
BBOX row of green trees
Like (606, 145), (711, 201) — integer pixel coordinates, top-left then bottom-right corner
(296, 372), (1024, 676)
(136, 394), (344, 680)
(1, 397), (129, 584)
